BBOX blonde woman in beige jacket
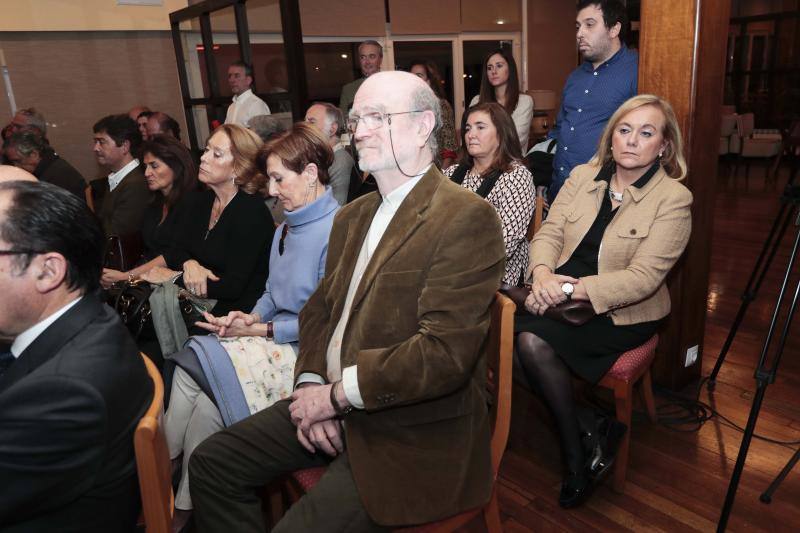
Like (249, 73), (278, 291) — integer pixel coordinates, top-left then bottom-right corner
(515, 94), (693, 508)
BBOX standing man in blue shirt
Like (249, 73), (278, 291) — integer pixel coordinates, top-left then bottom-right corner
(548, 0), (638, 201)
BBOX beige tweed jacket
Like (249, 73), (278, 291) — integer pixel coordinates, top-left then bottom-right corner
(527, 162), (693, 325)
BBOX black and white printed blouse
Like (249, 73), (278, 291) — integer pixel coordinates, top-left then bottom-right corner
(444, 161), (536, 285)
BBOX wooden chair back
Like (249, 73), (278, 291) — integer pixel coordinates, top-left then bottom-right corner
(134, 354), (173, 533)
(485, 292), (516, 475)
(527, 189), (545, 241)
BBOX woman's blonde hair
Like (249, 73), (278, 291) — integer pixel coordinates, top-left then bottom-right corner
(211, 123), (266, 194)
(591, 94), (687, 180)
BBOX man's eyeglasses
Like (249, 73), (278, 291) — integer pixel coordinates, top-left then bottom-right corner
(0, 249), (43, 256)
(346, 110), (424, 135)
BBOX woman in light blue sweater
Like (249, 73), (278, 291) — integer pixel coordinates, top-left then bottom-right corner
(164, 123), (339, 526)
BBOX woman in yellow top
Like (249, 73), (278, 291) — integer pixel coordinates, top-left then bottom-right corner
(516, 94), (693, 508)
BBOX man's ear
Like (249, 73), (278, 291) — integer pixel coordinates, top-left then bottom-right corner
(609, 21), (622, 40)
(417, 110), (436, 148)
(121, 139), (131, 156)
(33, 253), (68, 294)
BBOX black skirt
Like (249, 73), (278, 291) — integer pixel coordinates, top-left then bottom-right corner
(515, 312), (659, 383)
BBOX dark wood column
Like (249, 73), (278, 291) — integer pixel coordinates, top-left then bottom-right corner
(638, 0), (731, 389)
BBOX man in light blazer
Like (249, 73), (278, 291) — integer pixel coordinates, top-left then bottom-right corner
(190, 71), (506, 531)
(0, 181), (152, 532)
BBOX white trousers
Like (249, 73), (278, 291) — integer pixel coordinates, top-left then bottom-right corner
(164, 366), (223, 510)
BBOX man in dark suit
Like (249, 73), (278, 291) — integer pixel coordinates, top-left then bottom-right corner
(0, 180), (152, 532)
(190, 71), (506, 531)
(92, 114), (152, 237)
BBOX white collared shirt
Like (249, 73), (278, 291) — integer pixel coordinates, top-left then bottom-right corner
(11, 297), (83, 358)
(225, 88), (271, 126)
(108, 159), (140, 192)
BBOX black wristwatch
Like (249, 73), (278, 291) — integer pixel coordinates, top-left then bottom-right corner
(330, 381), (353, 417)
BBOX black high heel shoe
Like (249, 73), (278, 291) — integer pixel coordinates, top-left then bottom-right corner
(559, 468), (593, 508)
(589, 417), (628, 482)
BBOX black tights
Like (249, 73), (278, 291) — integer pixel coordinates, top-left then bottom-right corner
(516, 332), (585, 474)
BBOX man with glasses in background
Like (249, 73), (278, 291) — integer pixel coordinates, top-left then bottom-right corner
(0, 180), (151, 532)
(190, 71), (506, 532)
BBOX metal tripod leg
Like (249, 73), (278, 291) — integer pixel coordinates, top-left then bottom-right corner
(760, 447), (800, 503)
(708, 194), (798, 391)
(717, 220), (800, 531)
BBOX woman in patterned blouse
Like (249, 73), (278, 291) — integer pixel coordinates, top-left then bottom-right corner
(444, 102), (536, 286)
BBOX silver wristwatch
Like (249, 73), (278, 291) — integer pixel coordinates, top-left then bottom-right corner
(561, 282), (574, 301)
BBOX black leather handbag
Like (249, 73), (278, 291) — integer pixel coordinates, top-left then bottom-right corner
(500, 285), (596, 326)
(105, 280), (208, 340)
(105, 279), (154, 339)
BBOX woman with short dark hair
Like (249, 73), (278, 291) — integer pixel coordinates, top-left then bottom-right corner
(444, 102), (536, 286)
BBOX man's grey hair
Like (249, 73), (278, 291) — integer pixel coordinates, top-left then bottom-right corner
(410, 84), (442, 158)
(311, 101), (344, 137)
(247, 114), (288, 142)
(359, 40), (383, 57)
(5, 131), (51, 158)
(15, 107), (47, 135)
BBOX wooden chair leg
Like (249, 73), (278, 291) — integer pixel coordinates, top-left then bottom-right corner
(641, 369), (658, 423)
(611, 381), (633, 493)
(482, 487), (503, 533)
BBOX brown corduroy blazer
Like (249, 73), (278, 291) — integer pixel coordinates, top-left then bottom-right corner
(297, 166), (506, 526)
(527, 162), (692, 325)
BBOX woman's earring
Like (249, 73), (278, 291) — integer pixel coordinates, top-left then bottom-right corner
(658, 151), (663, 158)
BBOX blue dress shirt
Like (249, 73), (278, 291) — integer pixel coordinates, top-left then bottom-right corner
(548, 44), (638, 200)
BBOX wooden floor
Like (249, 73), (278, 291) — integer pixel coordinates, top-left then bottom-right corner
(469, 163), (800, 532)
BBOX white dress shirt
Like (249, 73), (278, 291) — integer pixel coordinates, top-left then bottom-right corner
(11, 297), (82, 358)
(224, 88), (271, 126)
(108, 159), (140, 192)
(331, 170), (428, 408)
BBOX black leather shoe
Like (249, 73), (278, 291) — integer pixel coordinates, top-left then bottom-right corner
(589, 419), (627, 482)
(559, 469), (593, 508)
